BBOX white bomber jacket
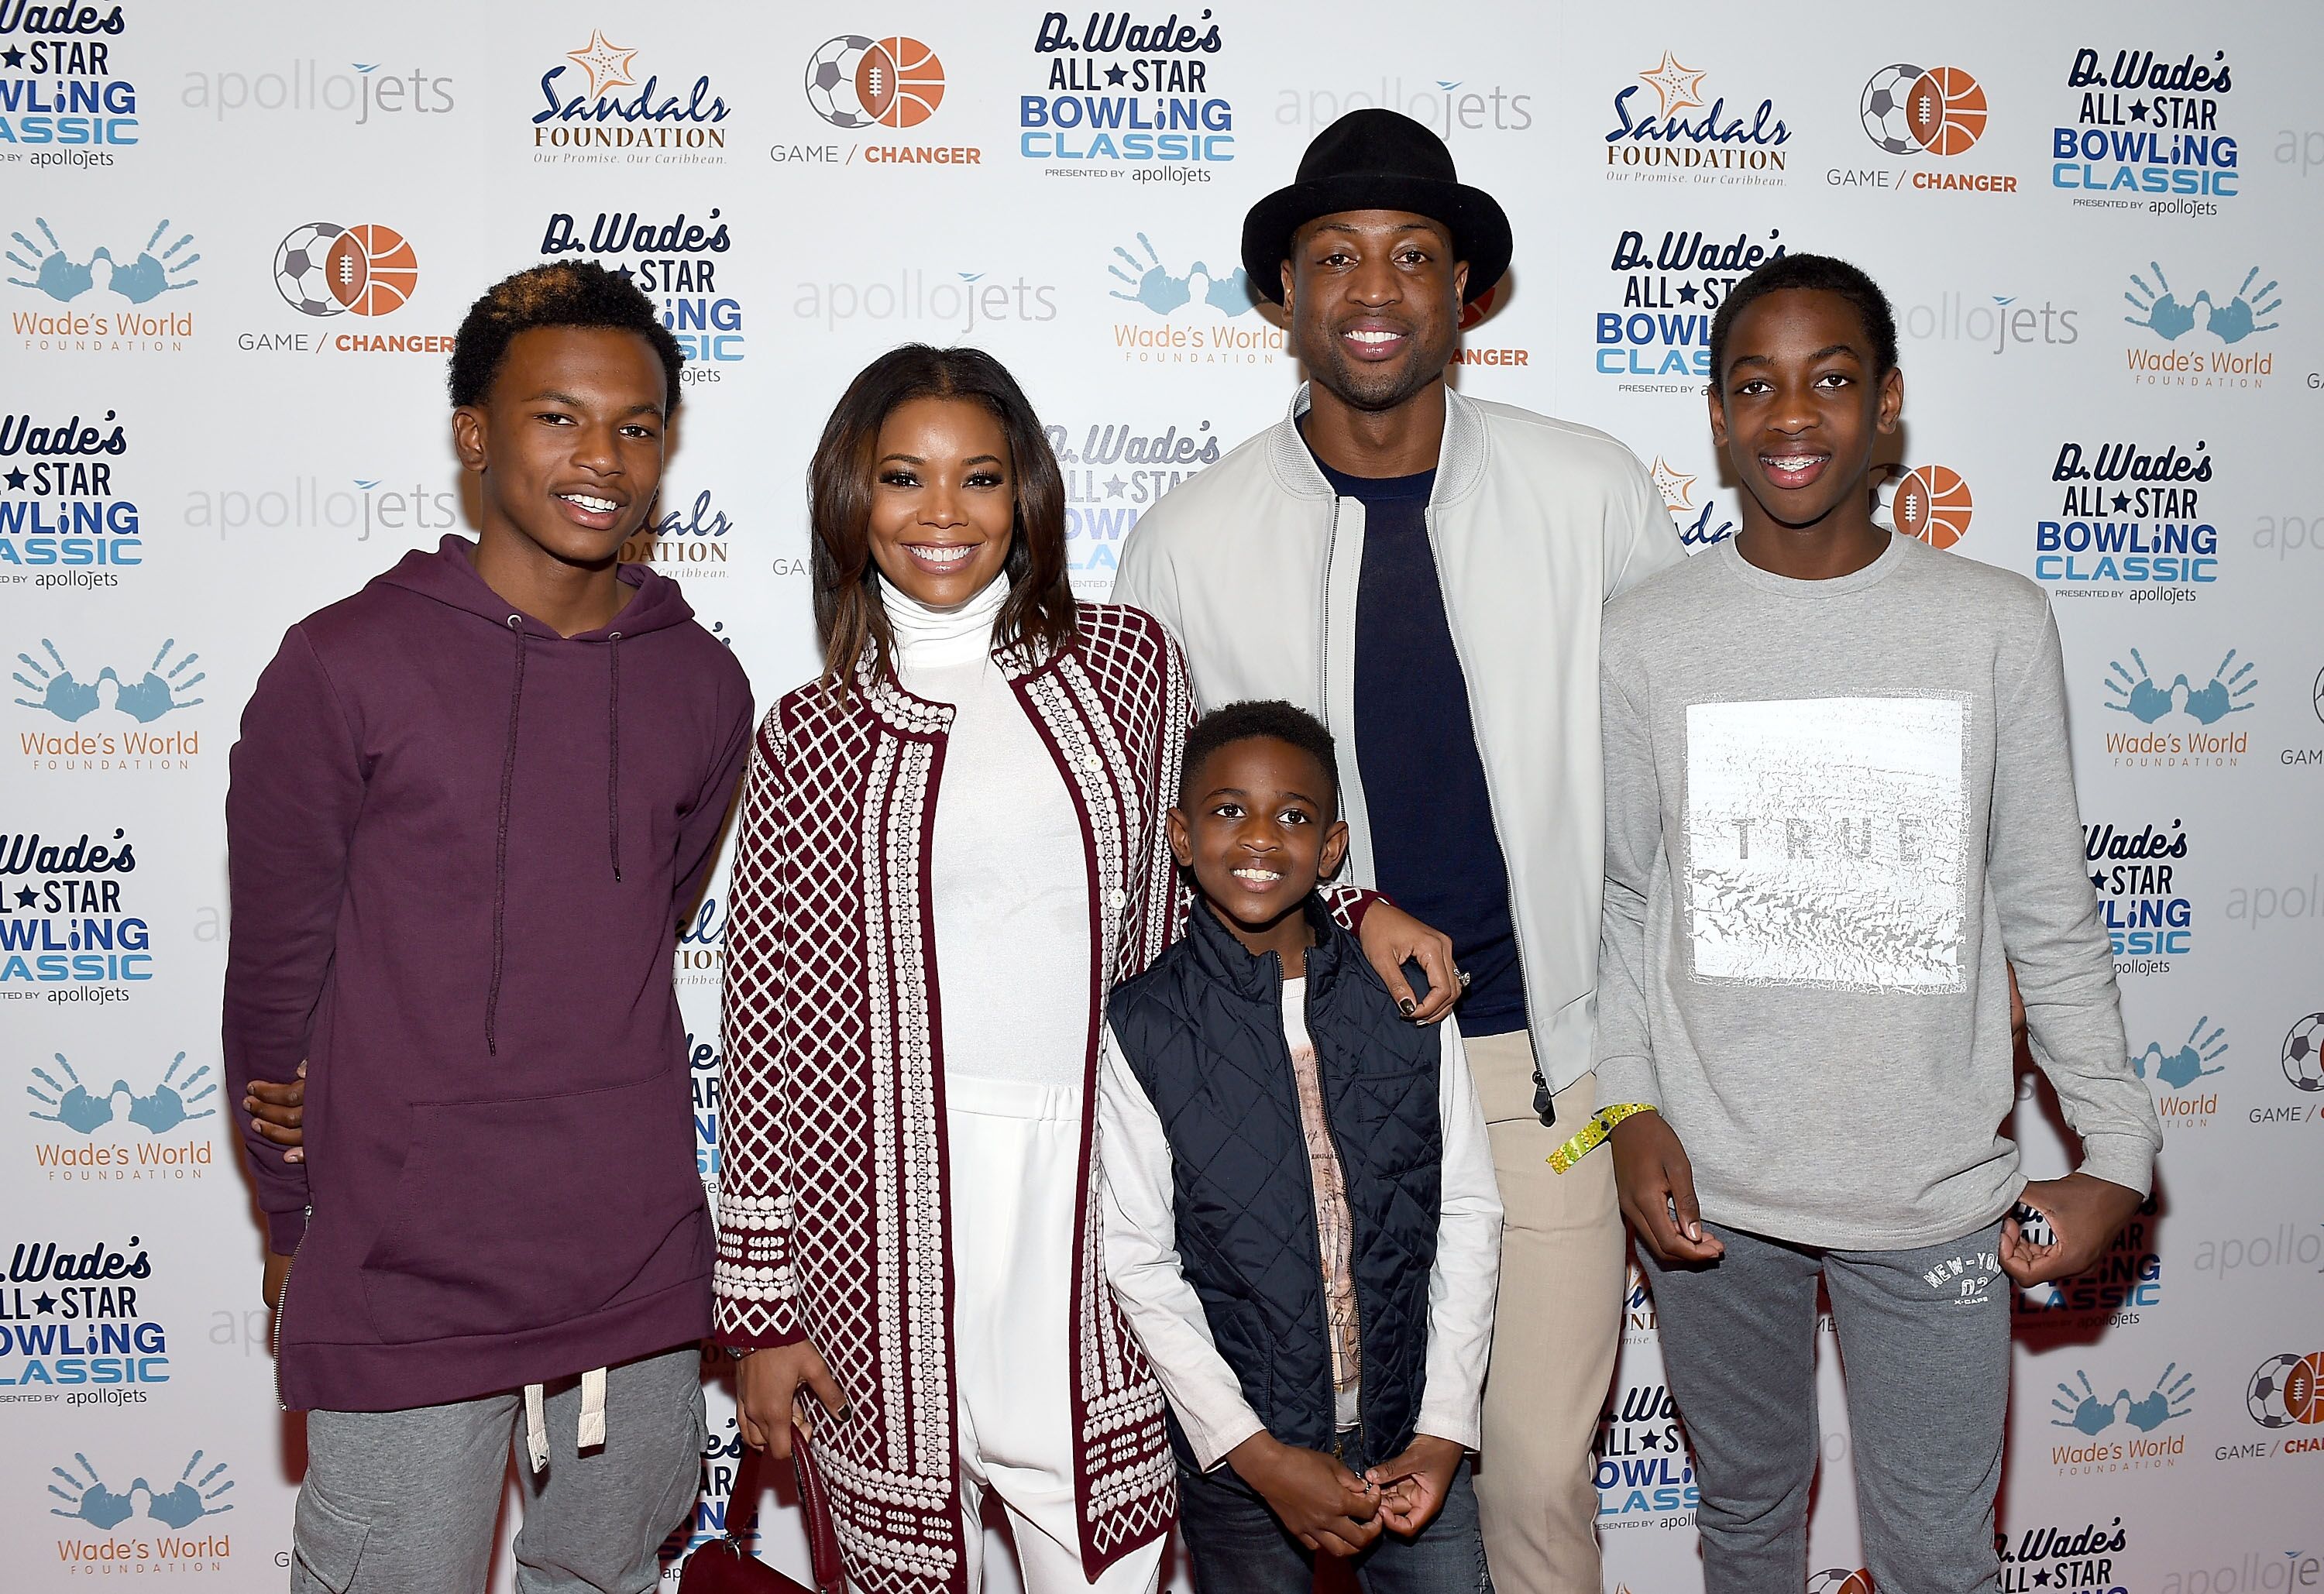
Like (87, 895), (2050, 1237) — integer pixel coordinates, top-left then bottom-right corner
(1112, 383), (1684, 1098)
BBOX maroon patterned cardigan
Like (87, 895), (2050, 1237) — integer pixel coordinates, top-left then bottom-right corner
(713, 603), (1191, 1594)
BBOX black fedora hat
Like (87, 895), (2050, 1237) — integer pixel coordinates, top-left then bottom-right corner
(1243, 108), (1512, 305)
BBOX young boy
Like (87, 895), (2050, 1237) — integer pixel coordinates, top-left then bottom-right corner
(1595, 254), (2161, 1594)
(224, 260), (752, 1592)
(1097, 700), (1502, 1591)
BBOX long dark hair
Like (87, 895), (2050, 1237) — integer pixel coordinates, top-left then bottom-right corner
(809, 345), (1074, 694)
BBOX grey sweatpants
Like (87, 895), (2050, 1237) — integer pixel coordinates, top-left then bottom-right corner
(1641, 1220), (2009, 1594)
(290, 1344), (706, 1594)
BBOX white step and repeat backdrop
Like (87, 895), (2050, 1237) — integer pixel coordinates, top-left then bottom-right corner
(5, 2), (2321, 1589)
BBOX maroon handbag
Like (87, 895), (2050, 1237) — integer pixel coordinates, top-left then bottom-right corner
(680, 1430), (844, 1594)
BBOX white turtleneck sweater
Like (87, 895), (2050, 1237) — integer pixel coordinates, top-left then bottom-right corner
(888, 575), (1092, 1090)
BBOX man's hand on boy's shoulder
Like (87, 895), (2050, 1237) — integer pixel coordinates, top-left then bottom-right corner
(245, 1062), (306, 1164)
(2000, 1172), (2144, 1285)
(1365, 1434), (1465, 1537)
(1610, 1110), (1725, 1265)
(1226, 1431), (1382, 1556)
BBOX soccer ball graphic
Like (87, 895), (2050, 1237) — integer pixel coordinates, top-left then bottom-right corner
(804, 35), (877, 128)
(2247, 1352), (2321, 1427)
(1809, 1572), (1875, 1594)
(2284, 1012), (2324, 1092)
(1861, 63), (1925, 154)
(274, 221), (349, 316)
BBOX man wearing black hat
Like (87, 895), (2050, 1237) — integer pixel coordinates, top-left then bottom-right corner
(1113, 109), (1683, 1593)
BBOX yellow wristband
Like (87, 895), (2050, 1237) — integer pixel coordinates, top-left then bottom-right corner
(1547, 1103), (1655, 1173)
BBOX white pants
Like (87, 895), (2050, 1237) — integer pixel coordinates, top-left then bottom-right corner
(947, 1075), (1166, 1594)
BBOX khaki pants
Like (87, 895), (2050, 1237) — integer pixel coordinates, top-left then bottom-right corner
(1462, 1032), (1625, 1594)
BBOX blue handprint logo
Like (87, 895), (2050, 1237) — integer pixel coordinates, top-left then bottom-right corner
(49, 1455), (136, 1529)
(2102, 648), (2259, 723)
(5, 218), (199, 304)
(2133, 1018), (2227, 1091)
(27, 1052), (215, 1137)
(1106, 233), (1257, 318)
(144, 1451), (235, 1528)
(2050, 1365), (2195, 1434)
(48, 1452), (235, 1531)
(14, 638), (205, 723)
(2124, 263), (2283, 345)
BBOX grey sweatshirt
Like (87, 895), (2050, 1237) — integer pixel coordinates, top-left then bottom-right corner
(1595, 534), (2160, 1250)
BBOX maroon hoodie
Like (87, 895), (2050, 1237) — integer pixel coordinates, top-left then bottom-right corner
(224, 534), (752, 1412)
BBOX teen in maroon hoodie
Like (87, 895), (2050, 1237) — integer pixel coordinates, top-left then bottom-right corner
(225, 262), (751, 1593)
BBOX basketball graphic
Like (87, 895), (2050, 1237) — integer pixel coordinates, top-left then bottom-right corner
(322, 224), (418, 318)
(1892, 465), (1973, 548)
(1860, 62), (1985, 156)
(1458, 282), (1501, 332)
(274, 221), (349, 316)
(804, 33), (944, 129)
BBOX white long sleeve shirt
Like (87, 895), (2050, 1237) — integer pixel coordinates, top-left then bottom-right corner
(1097, 1002), (1503, 1470)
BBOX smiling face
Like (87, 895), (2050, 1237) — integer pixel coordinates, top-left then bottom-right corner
(865, 396), (1017, 609)
(453, 325), (669, 569)
(1709, 287), (1903, 534)
(1169, 734), (1349, 955)
(1284, 209), (1467, 414)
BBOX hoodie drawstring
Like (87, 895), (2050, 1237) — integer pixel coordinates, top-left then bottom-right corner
(607, 633), (623, 883)
(486, 616), (527, 1056)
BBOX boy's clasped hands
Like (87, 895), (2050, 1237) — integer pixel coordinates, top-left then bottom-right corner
(1226, 1430), (1467, 1555)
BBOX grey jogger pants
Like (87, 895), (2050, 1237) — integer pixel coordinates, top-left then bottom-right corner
(290, 1344), (707, 1594)
(1641, 1220), (2011, 1594)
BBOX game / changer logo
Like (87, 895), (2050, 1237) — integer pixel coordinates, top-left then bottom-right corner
(2284, 1013), (2324, 1094)
(1862, 63), (1987, 155)
(1876, 462), (1973, 548)
(804, 35), (944, 129)
(273, 222), (416, 318)
(2245, 1352), (2322, 1429)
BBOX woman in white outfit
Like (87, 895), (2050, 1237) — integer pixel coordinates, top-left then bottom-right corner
(713, 346), (1459, 1594)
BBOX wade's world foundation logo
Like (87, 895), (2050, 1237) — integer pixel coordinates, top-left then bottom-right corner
(1021, 9), (1234, 174)
(529, 29), (730, 164)
(2133, 1016), (2227, 1128)
(1651, 457), (1738, 555)
(0, 1), (139, 170)
(1604, 51), (1789, 187)
(1102, 232), (1277, 369)
(1595, 225), (1784, 388)
(2053, 46), (2240, 218)
(0, 1233), (171, 1400)
(2036, 437), (2219, 598)
(1832, 61), (2019, 197)
(5, 215), (194, 352)
(1048, 411), (1222, 590)
(48, 1450), (237, 1574)
(25, 1050), (216, 1183)
(2122, 261), (2279, 390)
(0, 406), (140, 587)
(2101, 645), (2257, 767)
(2049, 1362), (2192, 1472)
(14, 635), (203, 771)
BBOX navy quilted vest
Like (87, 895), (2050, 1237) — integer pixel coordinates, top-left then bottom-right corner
(1107, 896), (1442, 1472)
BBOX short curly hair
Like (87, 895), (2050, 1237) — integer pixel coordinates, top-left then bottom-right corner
(1708, 252), (1898, 385)
(446, 260), (685, 412)
(1181, 699), (1341, 817)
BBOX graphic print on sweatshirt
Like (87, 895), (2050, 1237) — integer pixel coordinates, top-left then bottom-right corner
(1683, 696), (1970, 992)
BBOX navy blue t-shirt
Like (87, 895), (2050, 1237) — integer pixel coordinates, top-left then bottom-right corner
(1312, 447), (1527, 1036)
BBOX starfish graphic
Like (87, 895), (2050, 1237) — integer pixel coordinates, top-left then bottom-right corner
(565, 30), (638, 99)
(1638, 50), (1707, 117)
(1650, 455), (1697, 513)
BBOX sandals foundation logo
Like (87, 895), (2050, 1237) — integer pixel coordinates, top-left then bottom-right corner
(0, 826), (151, 1000)
(1834, 62), (2018, 198)
(2100, 646), (2257, 767)
(0, 2), (137, 171)
(1048, 410), (1222, 590)
(0, 406), (139, 589)
(0, 1233), (170, 1400)
(1651, 457), (1738, 554)
(247, 220), (450, 359)
(6, 215), (194, 352)
(14, 634), (203, 771)
(2085, 817), (2194, 973)
(622, 487), (734, 576)
(1999, 1519), (2133, 1594)
(2053, 47), (2239, 219)
(540, 208), (743, 371)
(1020, 9), (1233, 175)
(1102, 232), (1277, 368)
(2122, 262), (2279, 390)
(2049, 1361), (2193, 1472)
(25, 1049), (215, 1182)
(788, 33), (979, 170)
(1604, 51), (1789, 187)
(2037, 438), (2218, 598)
(1596, 225), (1785, 388)
(529, 29), (729, 165)
(48, 1451), (236, 1574)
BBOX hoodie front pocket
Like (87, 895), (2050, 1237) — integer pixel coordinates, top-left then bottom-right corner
(357, 1070), (704, 1344)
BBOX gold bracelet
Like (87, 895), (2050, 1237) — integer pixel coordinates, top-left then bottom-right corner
(1547, 1103), (1655, 1173)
